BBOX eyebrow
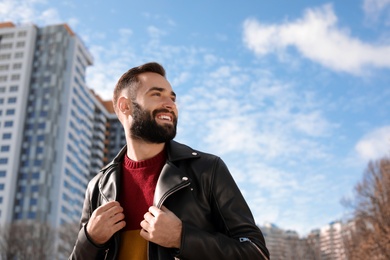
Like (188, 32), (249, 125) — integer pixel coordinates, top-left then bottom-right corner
(147, 86), (176, 98)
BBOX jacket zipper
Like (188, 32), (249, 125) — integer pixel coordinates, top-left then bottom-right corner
(239, 237), (269, 260)
(104, 248), (109, 260)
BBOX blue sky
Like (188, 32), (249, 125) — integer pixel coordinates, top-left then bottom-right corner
(2, 0), (390, 236)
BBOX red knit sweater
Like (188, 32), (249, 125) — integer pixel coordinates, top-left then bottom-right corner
(117, 150), (166, 259)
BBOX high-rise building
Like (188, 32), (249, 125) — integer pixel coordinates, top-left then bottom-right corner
(0, 22), (38, 225)
(0, 22), (125, 241)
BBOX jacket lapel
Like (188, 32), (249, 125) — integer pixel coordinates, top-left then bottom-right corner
(153, 161), (191, 208)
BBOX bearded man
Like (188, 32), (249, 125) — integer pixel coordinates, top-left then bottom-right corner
(69, 62), (269, 260)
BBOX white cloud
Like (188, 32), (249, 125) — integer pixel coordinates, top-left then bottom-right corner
(178, 64), (334, 164)
(243, 4), (390, 75)
(355, 125), (390, 161)
(0, 0), (78, 28)
(0, 0), (55, 25)
(363, 0), (390, 24)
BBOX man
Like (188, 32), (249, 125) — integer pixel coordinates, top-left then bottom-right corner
(69, 62), (269, 259)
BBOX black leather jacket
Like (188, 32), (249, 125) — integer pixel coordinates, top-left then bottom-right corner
(69, 140), (269, 260)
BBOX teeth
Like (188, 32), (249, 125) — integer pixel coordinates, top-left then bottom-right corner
(158, 115), (171, 121)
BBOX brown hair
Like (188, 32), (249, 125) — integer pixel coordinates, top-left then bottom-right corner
(112, 62), (166, 112)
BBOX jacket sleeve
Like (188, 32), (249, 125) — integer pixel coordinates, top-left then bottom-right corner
(177, 158), (270, 260)
(68, 175), (110, 260)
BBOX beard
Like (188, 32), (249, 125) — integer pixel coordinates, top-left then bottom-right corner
(130, 102), (177, 143)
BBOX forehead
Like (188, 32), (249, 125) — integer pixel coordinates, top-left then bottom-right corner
(137, 72), (173, 93)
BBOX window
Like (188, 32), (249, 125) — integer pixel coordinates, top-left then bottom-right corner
(16, 41), (25, 48)
(0, 171), (5, 177)
(31, 185), (39, 192)
(0, 43), (12, 49)
(34, 160), (42, 167)
(6, 109), (15, 115)
(0, 87), (5, 93)
(0, 54), (11, 60)
(2, 133), (11, 140)
(14, 52), (23, 59)
(18, 31), (27, 37)
(11, 74), (20, 81)
(4, 121), (13, 127)
(0, 158), (8, 164)
(32, 172), (40, 179)
(30, 198), (37, 206)
(0, 184), (4, 190)
(0, 64), (9, 71)
(21, 160), (29, 167)
(0, 76), (7, 82)
(1, 33), (14, 38)
(0, 146), (10, 152)
(8, 97), (16, 104)
(26, 123), (34, 130)
(0, 98), (3, 104)
(13, 63), (22, 69)
(24, 135), (32, 142)
(28, 212), (36, 219)
(36, 147), (44, 154)
(10, 86), (18, 92)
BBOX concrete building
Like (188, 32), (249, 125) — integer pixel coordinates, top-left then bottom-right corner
(319, 221), (346, 260)
(0, 22), (125, 257)
(0, 22), (38, 225)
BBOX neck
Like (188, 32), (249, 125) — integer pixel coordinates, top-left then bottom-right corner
(126, 136), (166, 161)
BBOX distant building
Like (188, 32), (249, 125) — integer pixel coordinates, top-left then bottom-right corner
(319, 221), (346, 260)
(261, 220), (350, 260)
(0, 22), (125, 255)
(261, 222), (317, 260)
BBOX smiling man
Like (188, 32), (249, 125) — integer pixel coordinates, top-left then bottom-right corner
(69, 62), (269, 260)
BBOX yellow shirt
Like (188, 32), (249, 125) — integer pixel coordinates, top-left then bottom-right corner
(118, 230), (147, 260)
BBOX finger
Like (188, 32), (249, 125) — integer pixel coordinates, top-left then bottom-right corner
(140, 228), (150, 240)
(95, 201), (121, 214)
(140, 219), (150, 231)
(104, 204), (124, 217)
(148, 206), (161, 217)
(108, 220), (126, 235)
(143, 211), (154, 222)
(110, 212), (125, 224)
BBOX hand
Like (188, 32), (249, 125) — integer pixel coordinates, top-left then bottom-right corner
(140, 205), (182, 248)
(86, 201), (126, 245)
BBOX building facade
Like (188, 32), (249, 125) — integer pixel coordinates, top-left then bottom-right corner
(0, 22), (125, 233)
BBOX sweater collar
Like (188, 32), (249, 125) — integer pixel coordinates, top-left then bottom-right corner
(107, 140), (200, 169)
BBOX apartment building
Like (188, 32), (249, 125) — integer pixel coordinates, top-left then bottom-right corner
(0, 22), (38, 225)
(0, 22), (125, 233)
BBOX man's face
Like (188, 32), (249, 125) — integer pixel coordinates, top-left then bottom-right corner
(129, 72), (178, 143)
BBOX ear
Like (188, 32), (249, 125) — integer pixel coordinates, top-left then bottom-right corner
(117, 96), (132, 115)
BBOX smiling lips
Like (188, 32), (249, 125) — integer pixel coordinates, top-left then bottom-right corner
(157, 113), (173, 122)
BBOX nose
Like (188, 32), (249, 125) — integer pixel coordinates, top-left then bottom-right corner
(163, 97), (176, 110)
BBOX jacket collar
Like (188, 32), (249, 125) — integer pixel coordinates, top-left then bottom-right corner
(102, 140), (200, 171)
